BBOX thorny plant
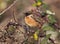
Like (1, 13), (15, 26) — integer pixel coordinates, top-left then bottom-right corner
(0, 0), (60, 44)
(21, 0), (60, 44)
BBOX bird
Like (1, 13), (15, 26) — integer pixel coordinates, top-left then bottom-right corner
(24, 12), (40, 27)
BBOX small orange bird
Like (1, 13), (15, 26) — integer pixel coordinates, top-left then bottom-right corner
(24, 6), (41, 27)
(24, 12), (39, 27)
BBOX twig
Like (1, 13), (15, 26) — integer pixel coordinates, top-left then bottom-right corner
(49, 38), (55, 44)
(12, 8), (17, 22)
(0, 0), (18, 15)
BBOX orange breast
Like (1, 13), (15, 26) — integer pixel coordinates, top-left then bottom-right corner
(25, 15), (39, 27)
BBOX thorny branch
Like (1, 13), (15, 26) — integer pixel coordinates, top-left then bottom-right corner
(0, 0), (60, 44)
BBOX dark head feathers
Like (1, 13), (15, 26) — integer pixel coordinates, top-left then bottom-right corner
(24, 11), (32, 16)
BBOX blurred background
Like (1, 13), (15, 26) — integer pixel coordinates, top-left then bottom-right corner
(0, 0), (60, 44)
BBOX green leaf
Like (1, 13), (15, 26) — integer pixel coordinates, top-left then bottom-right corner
(42, 23), (55, 31)
(46, 10), (55, 15)
(35, 30), (39, 34)
(33, 0), (42, 7)
(47, 42), (53, 44)
(32, 3), (37, 7)
(46, 34), (51, 38)
(8, 25), (15, 32)
(57, 32), (60, 41)
(42, 3), (49, 10)
(41, 34), (51, 44)
(47, 15), (57, 24)
(38, 0), (42, 2)
(41, 38), (48, 44)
